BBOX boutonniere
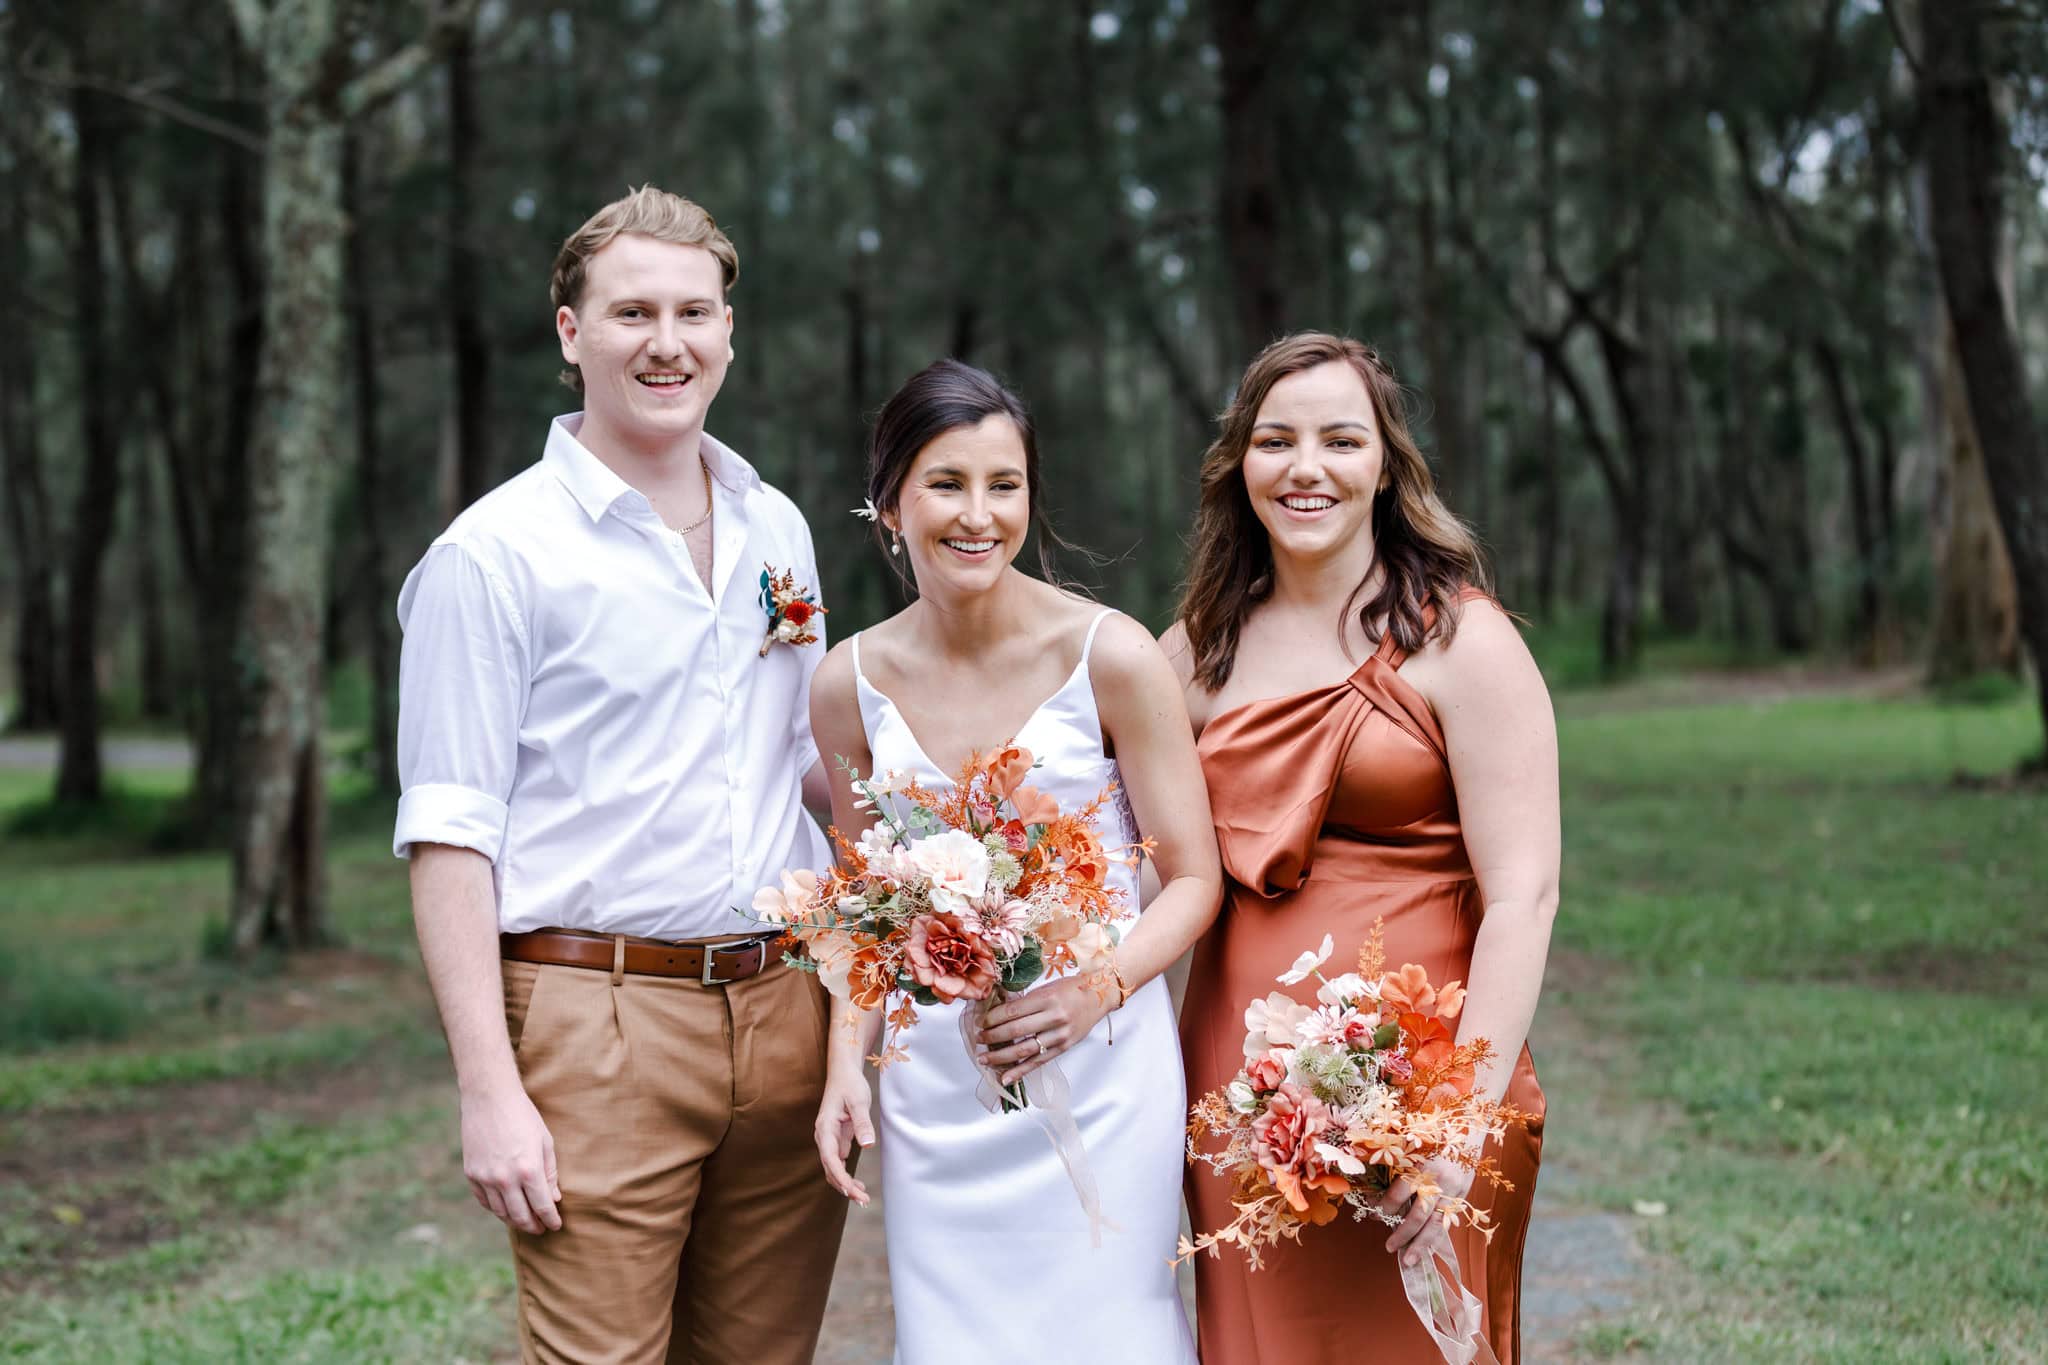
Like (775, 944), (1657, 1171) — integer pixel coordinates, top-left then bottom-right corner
(758, 564), (827, 657)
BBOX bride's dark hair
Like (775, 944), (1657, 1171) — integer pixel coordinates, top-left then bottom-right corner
(865, 359), (1086, 590)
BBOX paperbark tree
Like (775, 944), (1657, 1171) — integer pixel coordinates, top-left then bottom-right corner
(1919, 0), (2048, 753)
(223, 0), (476, 954)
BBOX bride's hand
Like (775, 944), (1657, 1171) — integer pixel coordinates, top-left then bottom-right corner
(1380, 1150), (1479, 1268)
(814, 1066), (875, 1206)
(973, 974), (1115, 1086)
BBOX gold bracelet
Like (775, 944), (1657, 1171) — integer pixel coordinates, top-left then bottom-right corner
(1110, 963), (1133, 1010)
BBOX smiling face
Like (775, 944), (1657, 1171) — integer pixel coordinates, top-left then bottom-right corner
(889, 415), (1031, 599)
(556, 233), (733, 455)
(1240, 359), (1388, 566)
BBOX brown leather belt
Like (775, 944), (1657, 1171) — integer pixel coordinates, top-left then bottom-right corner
(501, 928), (781, 984)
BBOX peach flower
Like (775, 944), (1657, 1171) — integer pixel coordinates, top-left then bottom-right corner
(1251, 1085), (1348, 1216)
(750, 869), (818, 924)
(1037, 907), (1083, 948)
(1246, 1051), (1289, 1093)
(980, 744), (1035, 800)
(1010, 785), (1061, 827)
(1243, 991), (1313, 1056)
(849, 949), (894, 1011)
(808, 929), (858, 1000)
(905, 828), (990, 916)
(1069, 921), (1117, 974)
(905, 912), (1000, 1002)
(1379, 963), (1466, 1020)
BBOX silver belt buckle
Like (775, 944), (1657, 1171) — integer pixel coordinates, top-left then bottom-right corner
(699, 935), (767, 986)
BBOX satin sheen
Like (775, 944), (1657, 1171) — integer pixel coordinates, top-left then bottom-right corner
(1183, 588), (1545, 1364)
(853, 613), (1196, 1365)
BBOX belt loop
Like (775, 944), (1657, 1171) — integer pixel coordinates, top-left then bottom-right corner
(610, 934), (626, 987)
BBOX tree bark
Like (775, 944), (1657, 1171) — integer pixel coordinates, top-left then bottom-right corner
(1215, 0), (1285, 359)
(1921, 0), (2048, 745)
(445, 19), (492, 515)
(1929, 320), (2021, 681)
(0, 122), (61, 733)
(1811, 337), (1888, 654)
(345, 131), (399, 794)
(56, 82), (123, 803)
(229, 103), (343, 953)
(224, 0), (474, 952)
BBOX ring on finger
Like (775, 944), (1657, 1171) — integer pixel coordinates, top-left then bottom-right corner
(1030, 1034), (1044, 1057)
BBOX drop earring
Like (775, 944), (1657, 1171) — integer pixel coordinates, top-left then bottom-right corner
(889, 531), (902, 556)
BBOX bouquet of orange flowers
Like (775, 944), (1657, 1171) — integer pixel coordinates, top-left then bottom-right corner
(1180, 921), (1528, 1362)
(749, 743), (1136, 1086)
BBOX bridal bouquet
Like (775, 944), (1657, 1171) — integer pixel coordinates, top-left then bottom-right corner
(749, 743), (1137, 1078)
(1180, 922), (1529, 1362)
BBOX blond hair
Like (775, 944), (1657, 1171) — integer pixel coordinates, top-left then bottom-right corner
(550, 185), (738, 310)
(1177, 332), (1492, 690)
(550, 188), (737, 391)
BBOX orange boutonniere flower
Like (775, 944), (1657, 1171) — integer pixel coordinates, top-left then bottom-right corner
(758, 564), (826, 656)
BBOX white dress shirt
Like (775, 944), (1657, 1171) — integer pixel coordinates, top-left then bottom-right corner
(393, 413), (831, 940)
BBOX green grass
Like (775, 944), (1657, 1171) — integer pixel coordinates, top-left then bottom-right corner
(1548, 691), (2047, 1361)
(2, 689), (2042, 1361)
(0, 948), (140, 1053)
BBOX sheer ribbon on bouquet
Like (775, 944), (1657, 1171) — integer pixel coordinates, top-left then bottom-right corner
(1399, 1242), (1501, 1365)
(958, 1003), (1119, 1247)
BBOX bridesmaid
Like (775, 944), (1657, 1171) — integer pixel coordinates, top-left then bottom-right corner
(1163, 332), (1557, 1364)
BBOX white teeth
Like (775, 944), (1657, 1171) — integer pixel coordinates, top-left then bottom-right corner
(1281, 495), (1336, 511)
(638, 374), (688, 385)
(944, 539), (996, 553)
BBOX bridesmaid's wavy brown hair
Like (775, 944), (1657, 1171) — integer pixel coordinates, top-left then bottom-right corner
(1177, 332), (1491, 691)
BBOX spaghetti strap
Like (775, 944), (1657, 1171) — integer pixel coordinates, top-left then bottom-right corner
(1079, 608), (1118, 667)
(850, 630), (866, 682)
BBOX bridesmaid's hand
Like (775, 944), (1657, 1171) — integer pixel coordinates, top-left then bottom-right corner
(814, 1067), (876, 1206)
(973, 975), (1115, 1087)
(1380, 1153), (1478, 1268)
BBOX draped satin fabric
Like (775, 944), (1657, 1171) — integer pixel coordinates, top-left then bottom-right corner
(1183, 589), (1546, 1364)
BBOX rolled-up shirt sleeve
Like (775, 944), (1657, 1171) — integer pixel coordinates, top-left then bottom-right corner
(393, 543), (531, 861)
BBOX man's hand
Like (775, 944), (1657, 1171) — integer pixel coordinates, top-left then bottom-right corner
(461, 1082), (562, 1234)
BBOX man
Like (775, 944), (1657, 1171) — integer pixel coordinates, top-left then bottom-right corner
(394, 186), (845, 1364)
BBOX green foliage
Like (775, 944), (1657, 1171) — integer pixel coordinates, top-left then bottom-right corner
(1931, 669), (2028, 707)
(0, 949), (137, 1053)
(999, 941), (1043, 993)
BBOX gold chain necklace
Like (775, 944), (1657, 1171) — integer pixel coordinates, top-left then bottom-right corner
(673, 461), (713, 536)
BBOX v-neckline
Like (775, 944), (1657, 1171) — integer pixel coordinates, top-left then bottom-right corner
(857, 652), (1090, 783)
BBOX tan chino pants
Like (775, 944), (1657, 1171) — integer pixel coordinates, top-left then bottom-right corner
(501, 951), (848, 1364)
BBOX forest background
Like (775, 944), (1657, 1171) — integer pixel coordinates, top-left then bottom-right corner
(1, 1), (2044, 1360)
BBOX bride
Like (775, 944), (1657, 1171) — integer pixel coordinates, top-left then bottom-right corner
(807, 359), (1220, 1363)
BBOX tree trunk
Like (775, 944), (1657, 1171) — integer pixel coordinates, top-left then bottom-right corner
(0, 124), (60, 733)
(1812, 337), (1887, 655)
(1215, 0), (1284, 359)
(1928, 321), (2020, 682)
(446, 20), (492, 515)
(229, 104), (344, 953)
(132, 439), (176, 722)
(1921, 1), (2048, 746)
(345, 131), (400, 794)
(56, 83), (122, 803)
(187, 134), (265, 836)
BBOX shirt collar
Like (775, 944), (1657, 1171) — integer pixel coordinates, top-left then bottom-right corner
(543, 413), (763, 523)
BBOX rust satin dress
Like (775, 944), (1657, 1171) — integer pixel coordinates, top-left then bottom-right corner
(1182, 594), (1546, 1365)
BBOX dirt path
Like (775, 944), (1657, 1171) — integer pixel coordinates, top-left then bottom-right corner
(0, 735), (192, 772)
